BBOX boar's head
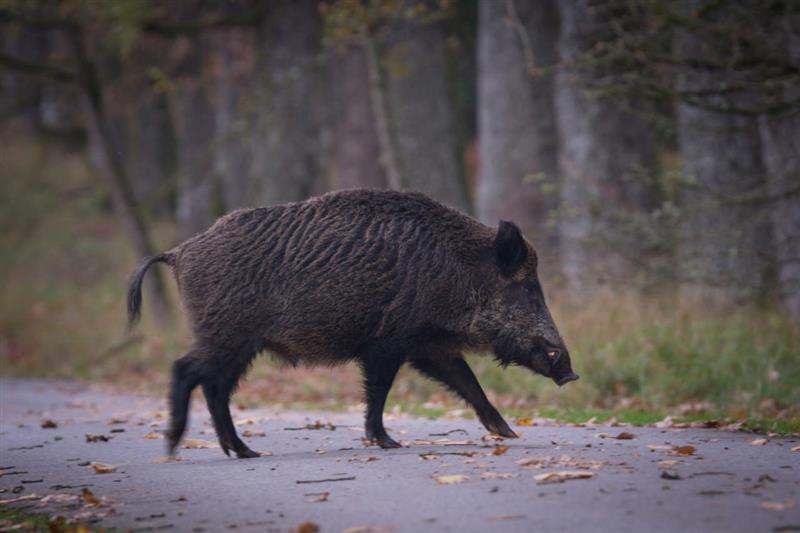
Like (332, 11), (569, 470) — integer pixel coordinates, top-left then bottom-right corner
(470, 221), (578, 387)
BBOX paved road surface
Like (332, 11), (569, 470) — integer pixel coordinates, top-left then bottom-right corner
(1, 379), (799, 532)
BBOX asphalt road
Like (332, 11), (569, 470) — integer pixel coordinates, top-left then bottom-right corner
(1, 379), (798, 533)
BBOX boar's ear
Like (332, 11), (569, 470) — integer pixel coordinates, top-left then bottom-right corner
(494, 220), (528, 277)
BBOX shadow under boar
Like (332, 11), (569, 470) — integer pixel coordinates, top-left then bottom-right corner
(127, 189), (578, 458)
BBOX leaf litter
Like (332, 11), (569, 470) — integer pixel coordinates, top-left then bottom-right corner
(432, 474), (469, 485)
(534, 471), (594, 484)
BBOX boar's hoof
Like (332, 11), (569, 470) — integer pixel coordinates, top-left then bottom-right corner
(484, 421), (519, 439)
(369, 436), (402, 449)
(235, 447), (261, 459)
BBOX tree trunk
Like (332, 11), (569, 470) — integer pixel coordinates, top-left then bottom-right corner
(326, 43), (387, 190)
(212, 26), (258, 211)
(555, 0), (658, 296)
(254, 0), (322, 206)
(71, 29), (171, 323)
(477, 0), (559, 273)
(168, 35), (216, 240)
(382, 16), (470, 211)
(758, 11), (800, 316)
(674, 14), (773, 303)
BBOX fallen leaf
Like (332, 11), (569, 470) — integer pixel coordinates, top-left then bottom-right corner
(516, 457), (549, 468)
(89, 462), (117, 474)
(242, 429), (266, 438)
(750, 438), (768, 446)
(40, 419), (57, 429)
(791, 446), (800, 453)
(614, 432), (636, 440)
(760, 500), (795, 511)
(534, 471), (594, 484)
(0, 493), (40, 504)
(143, 432), (163, 439)
(37, 494), (79, 505)
(670, 445), (696, 456)
(304, 492), (329, 503)
(85, 434), (111, 443)
(657, 460), (680, 468)
(655, 416), (674, 428)
(661, 470), (682, 480)
(492, 446), (510, 456)
(516, 418), (535, 426)
(152, 456), (182, 464)
(235, 418), (258, 426)
(432, 474), (469, 485)
(480, 472), (516, 480)
(182, 439), (219, 449)
(488, 515), (525, 522)
(296, 522), (320, 533)
(81, 488), (99, 505)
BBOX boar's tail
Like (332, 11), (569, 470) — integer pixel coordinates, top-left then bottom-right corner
(127, 252), (175, 329)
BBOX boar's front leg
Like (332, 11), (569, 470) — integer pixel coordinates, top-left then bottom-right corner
(360, 351), (405, 449)
(411, 356), (517, 439)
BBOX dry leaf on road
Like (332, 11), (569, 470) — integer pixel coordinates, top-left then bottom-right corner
(750, 438), (768, 446)
(182, 439), (220, 449)
(85, 434), (111, 443)
(242, 429), (266, 437)
(760, 500), (795, 511)
(492, 446), (510, 456)
(143, 432), (163, 440)
(304, 492), (329, 503)
(89, 462), (117, 474)
(614, 432), (636, 440)
(40, 419), (57, 429)
(516, 418), (535, 426)
(534, 471), (594, 484)
(81, 488), (100, 505)
(432, 474), (469, 485)
(296, 522), (320, 533)
(480, 472), (516, 480)
(791, 446), (800, 452)
(0, 493), (41, 504)
(670, 445), (696, 456)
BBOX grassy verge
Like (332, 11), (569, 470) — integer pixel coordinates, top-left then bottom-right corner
(0, 507), (90, 533)
(1, 136), (798, 433)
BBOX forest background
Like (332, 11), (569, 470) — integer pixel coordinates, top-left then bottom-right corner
(1, 0), (798, 431)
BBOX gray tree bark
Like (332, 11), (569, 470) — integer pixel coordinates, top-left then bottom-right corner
(212, 26), (258, 211)
(326, 43), (387, 190)
(758, 12), (800, 316)
(254, 0), (322, 206)
(382, 16), (470, 211)
(168, 35), (217, 240)
(555, 0), (658, 296)
(674, 15), (774, 303)
(477, 0), (559, 272)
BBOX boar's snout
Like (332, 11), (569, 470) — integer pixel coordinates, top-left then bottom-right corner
(549, 348), (579, 387)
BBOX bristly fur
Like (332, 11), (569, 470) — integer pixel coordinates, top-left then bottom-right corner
(127, 188), (575, 458)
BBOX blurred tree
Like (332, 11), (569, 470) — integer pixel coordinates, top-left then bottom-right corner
(211, 6), (258, 211)
(476, 0), (559, 271)
(673, 2), (776, 302)
(382, 4), (470, 211)
(167, 32), (217, 240)
(254, 0), (323, 206)
(325, 42), (388, 189)
(555, 0), (658, 295)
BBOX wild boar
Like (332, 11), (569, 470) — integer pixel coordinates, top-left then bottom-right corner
(127, 189), (578, 458)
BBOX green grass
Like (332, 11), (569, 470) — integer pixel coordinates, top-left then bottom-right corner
(0, 507), (87, 532)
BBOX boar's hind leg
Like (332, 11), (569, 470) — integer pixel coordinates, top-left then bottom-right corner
(200, 343), (260, 459)
(360, 353), (404, 449)
(411, 357), (517, 439)
(167, 351), (205, 455)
